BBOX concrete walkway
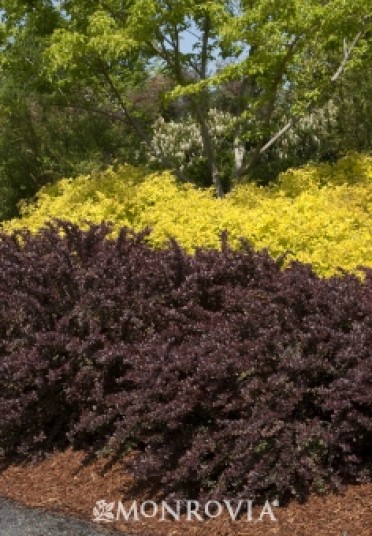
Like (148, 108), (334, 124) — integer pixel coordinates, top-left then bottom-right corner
(0, 497), (130, 536)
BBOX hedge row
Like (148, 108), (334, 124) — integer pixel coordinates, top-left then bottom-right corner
(3, 153), (372, 276)
(1, 222), (371, 503)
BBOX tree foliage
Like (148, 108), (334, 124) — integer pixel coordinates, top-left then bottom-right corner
(0, 0), (371, 205)
(0, 1), (145, 219)
(42, 0), (372, 194)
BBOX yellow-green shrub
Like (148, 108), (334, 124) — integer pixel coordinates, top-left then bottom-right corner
(3, 154), (371, 277)
(7, 164), (151, 231)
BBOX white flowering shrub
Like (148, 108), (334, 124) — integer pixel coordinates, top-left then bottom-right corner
(148, 109), (236, 172)
(278, 101), (340, 160)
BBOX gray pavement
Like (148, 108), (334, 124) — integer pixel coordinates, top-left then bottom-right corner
(0, 497), (131, 536)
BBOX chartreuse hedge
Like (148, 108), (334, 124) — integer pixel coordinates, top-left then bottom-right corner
(3, 153), (371, 276)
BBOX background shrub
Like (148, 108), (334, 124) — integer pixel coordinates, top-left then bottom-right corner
(3, 153), (371, 276)
(0, 222), (371, 503)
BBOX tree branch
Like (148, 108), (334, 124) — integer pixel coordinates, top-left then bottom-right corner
(259, 121), (292, 153)
(191, 15), (224, 197)
(99, 65), (190, 182)
(200, 15), (211, 80)
(52, 102), (127, 124)
(235, 37), (300, 178)
(331, 31), (363, 82)
(237, 27), (367, 179)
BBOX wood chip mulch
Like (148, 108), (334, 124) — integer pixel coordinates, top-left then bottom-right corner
(0, 449), (371, 535)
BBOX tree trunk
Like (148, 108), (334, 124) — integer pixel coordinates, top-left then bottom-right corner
(199, 112), (224, 198)
(234, 134), (246, 177)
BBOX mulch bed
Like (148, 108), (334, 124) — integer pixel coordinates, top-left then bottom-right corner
(0, 449), (371, 535)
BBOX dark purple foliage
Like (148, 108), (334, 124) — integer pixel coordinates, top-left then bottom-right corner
(0, 221), (371, 503)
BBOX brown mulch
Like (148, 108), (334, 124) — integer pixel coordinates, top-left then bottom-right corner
(0, 449), (371, 536)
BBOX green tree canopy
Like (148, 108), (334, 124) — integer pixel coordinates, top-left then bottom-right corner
(1, 1), (371, 198)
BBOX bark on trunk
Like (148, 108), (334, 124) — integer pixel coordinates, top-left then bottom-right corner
(200, 115), (224, 198)
(234, 135), (246, 177)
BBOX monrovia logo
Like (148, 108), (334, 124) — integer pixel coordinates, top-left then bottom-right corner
(92, 500), (116, 523)
(92, 499), (279, 523)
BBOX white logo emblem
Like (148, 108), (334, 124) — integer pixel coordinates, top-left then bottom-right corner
(92, 500), (116, 523)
